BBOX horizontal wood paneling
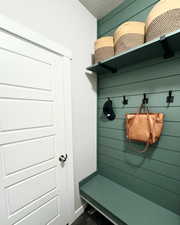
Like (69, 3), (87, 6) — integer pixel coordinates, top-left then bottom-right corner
(98, 146), (180, 182)
(98, 154), (180, 195)
(97, 0), (180, 214)
(98, 118), (180, 137)
(98, 0), (159, 37)
(98, 0), (135, 26)
(98, 55), (180, 89)
(98, 136), (180, 166)
(99, 125), (180, 150)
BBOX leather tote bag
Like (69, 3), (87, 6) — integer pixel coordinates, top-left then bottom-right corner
(125, 104), (164, 152)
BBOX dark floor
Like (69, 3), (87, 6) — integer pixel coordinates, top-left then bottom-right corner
(72, 206), (113, 225)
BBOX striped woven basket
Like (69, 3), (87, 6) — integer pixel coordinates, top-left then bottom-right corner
(114, 21), (145, 55)
(146, 0), (180, 42)
(94, 37), (114, 63)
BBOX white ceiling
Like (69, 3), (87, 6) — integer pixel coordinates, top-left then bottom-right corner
(79, 0), (124, 19)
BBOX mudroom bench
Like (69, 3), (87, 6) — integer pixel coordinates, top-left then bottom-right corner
(80, 172), (180, 225)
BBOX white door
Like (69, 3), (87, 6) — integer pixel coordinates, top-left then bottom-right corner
(0, 28), (73, 225)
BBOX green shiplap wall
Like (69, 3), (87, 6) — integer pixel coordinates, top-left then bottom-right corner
(97, 0), (180, 215)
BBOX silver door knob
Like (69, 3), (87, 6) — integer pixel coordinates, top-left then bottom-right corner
(59, 154), (68, 163)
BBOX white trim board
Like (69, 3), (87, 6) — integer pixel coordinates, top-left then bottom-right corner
(0, 14), (72, 59)
(73, 203), (87, 222)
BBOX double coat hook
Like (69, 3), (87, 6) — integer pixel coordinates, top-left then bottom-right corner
(122, 96), (128, 105)
(142, 94), (148, 104)
(167, 90), (174, 105)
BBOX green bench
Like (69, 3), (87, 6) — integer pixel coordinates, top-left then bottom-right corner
(80, 172), (180, 225)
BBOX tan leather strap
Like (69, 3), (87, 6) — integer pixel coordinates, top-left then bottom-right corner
(137, 103), (152, 153)
(138, 103), (150, 113)
(137, 142), (150, 153)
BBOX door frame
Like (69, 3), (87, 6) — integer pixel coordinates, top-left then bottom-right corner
(0, 14), (75, 224)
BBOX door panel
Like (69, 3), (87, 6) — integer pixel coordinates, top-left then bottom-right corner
(0, 127), (55, 146)
(0, 28), (69, 225)
(0, 100), (53, 131)
(14, 198), (59, 225)
(7, 190), (57, 225)
(0, 84), (53, 101)
(3, 136), (55, 175)
(4, 159), (56, 188)
(0, 48), (52, 90)
(0, 31), (54, 64)
(7, 168), (56, 214)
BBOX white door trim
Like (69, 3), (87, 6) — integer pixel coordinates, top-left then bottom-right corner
(0, 14), (75, 224)
(0, 14), (72, 59)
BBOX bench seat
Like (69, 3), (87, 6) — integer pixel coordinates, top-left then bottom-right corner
(79, 172), (180, 225)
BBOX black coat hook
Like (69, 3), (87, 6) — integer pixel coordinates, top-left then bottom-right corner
(142, 93), (148, 104)
(167, 90), (174, 104)
(122, 96), (128, 105)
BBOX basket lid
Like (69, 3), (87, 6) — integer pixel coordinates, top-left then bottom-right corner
(146, 0), (180, 29)
(114, 21), (145, 44)
(95, 36), (114, 50)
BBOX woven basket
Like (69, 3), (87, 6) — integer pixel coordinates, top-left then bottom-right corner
(114, 21), (145, 55)
(146, 0), (180, 42)
(95, 37), (114, 63)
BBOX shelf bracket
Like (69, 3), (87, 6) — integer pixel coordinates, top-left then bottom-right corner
(160, 35), (174, 59)
(98, 62), (117, 73)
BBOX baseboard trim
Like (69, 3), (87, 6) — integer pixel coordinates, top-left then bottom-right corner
(73, 203), (87, 222)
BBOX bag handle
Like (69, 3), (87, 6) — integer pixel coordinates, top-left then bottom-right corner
(138, 142), (150, 153)
(137, 103), (152, 153)
(138, 103), (150, 114)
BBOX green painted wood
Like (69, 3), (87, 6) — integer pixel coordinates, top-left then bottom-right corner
(97, 52), (180, 80)
(97, 0), (180, 216)
(101, 5), (156, 37)
(98, 147), (180, 182)
(98, 119), (180, 138)
(98, 55), (180, 89)
(98, 154), (180, 195)
(98, 0), (158, 37)
(80, 173), (180, 225)
(98, 126), (180, 151)
(98, 0), (136, 26)
(98, 136), (180, 166)
(99, 75), (180, 99)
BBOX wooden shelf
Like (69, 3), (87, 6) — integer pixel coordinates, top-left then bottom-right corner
(80, 172), (180, 225)
(87, 30), (180, 74)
